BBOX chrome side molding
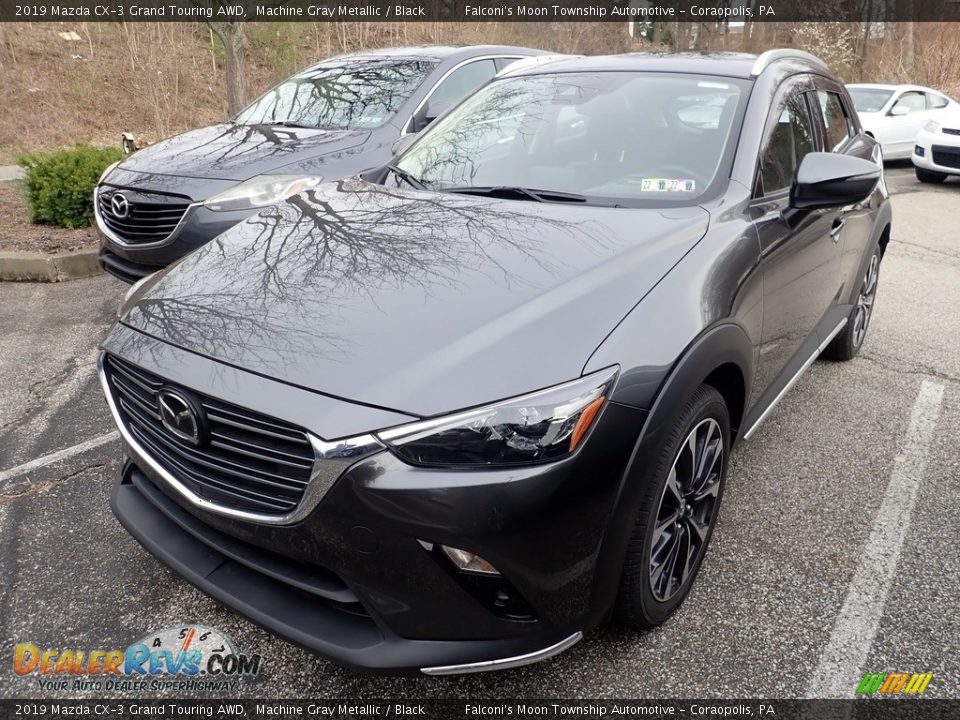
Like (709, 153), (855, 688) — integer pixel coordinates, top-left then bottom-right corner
(742, 318), (848, 441)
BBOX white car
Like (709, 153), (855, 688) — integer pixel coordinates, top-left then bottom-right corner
(912, 107), (960, 183)
(847, 83), (959, 159)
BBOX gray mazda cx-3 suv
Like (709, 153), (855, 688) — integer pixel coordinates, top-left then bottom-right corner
(95, 45), (543, 282)
(100, 50), (890, 674)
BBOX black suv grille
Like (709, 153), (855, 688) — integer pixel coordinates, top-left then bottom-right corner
(104, 354), (315, 515)
(932, 145), (960, 169)
(97, 187), (191, 244)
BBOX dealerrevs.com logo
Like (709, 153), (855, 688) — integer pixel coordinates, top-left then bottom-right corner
(856, 672), (934, 696)
(13, 625), (262, 693)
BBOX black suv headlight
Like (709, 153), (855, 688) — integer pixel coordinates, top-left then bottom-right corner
(376, 367), (618, 467)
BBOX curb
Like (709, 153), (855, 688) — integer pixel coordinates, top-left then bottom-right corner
(0, 247), (101, 282)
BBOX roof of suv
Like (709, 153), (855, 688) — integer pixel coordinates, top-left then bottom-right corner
(502, 50), (830, 80)
(324, 45), (547, 64)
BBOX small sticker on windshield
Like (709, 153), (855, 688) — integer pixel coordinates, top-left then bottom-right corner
(639, 178), (696, 193)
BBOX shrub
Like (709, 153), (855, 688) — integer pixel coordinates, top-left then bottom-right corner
(18, 145), (124, 229)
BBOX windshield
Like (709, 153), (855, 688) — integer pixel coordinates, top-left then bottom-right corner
(235, 58), (436, 130)
(849, 88), (894, 113)
(394, 72), (749, 206)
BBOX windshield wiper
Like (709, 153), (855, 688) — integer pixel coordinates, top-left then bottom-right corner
(262, 121), (319, 129)
(388, 164), (428, 190)
(440, 186), (588, 203)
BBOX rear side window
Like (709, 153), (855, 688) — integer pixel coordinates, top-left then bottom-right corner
(817, 91), (855, 152)
(428, 59), (497, 109)
(759, 93), (817, 195)
(928, 94), (950, 110)
(893, 91), (925, 114)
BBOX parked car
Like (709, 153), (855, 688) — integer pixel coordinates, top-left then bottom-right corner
(847, 82), (959, 159)
(100, 50), (890, 674)
(912, 106), (960, 182)
(95, 45), (544, 282)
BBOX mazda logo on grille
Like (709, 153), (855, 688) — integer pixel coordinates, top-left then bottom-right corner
(157, 387), (206, 446)
(110, 193), (130, 219)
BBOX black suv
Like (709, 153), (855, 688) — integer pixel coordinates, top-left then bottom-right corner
(95, 45), (543, 282)
(101, 50), (890, 674)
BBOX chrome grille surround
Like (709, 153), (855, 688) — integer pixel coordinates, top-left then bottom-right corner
(99, 353), (384, 525)
(95, 185), (194, 247)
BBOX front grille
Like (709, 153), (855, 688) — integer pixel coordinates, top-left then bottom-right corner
(97, 187), (190, 244)
(942, 128), (960, 136)
(932, 145), (960, 169)
(105, 354), (316, 515)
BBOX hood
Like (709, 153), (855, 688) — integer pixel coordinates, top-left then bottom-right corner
(121, 179), (709, 418)
(116, 123), (371, 182)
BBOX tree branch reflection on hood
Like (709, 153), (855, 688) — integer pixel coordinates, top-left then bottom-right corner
(124, 177), (614, 370)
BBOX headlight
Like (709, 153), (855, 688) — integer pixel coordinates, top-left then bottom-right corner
(377, 367), (618, 467)
(99, 161), (120, 184)
(201, 174), (323, 212)
(924, 120), (940, 134)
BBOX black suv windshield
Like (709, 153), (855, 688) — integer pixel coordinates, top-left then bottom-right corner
(235, 58), (436, 131)
(395, 71), (750, 205)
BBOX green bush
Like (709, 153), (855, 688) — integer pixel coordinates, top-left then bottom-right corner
(19, 145), (124, 229)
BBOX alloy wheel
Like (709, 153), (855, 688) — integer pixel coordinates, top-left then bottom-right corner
(649, 418), (724, 602)
(852, 253), (879, 348)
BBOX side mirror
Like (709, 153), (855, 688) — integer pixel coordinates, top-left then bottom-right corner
(391, 133), (418, 157)
(412, 99), (455, 133)
(889, 105), (911, 116)
(790, 152), (881, 210)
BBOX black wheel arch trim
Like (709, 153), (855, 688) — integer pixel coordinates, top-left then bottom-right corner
(588, 321), (753, 621)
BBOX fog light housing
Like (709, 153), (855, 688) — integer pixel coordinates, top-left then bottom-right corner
(915, 145), (925, 157)
(441, 546), (500, 575)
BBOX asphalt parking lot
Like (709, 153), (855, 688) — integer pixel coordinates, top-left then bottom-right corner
(1, 163), (958, 699)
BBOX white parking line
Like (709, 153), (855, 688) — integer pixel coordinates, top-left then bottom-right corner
(805, 380), (945, 698)
(0, 431), (119, 486)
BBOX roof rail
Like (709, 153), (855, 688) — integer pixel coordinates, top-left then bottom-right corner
(751, 49), (829, 76)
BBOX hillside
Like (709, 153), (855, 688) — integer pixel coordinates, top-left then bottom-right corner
(0, 21), (957, 162)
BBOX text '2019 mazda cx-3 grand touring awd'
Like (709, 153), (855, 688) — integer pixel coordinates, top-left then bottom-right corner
(94, 45), (543, 283)
(101, 50), (890, 674)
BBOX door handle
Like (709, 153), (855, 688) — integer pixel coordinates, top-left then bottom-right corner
(829, 217), (845, 243)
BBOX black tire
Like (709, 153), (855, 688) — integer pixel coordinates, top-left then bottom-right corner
(915, 167), (947, 184)
(616, 384), (729, 629)
(822, 244), (882, 361)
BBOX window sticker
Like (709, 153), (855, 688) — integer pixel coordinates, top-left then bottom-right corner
(639, 178), (697, 192)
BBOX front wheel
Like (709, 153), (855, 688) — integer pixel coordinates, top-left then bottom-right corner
(823, 245), (881, 361)
(915, 167), (947, 184)
(616, 384), (729, 629)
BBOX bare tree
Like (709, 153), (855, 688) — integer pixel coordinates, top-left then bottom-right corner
(206, 19), (247, 115)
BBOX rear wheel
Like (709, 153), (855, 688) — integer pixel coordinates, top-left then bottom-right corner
(915, 167), (947, 184)
(616, 385), (729, 629)
(823, 245), (881, 361)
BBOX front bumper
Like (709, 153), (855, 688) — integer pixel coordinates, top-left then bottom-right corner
(102, 338), (646, 674)
(112, 463), (584, 675)
(912, 134), (960, 176)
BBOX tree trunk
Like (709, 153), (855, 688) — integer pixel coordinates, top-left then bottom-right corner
(901, 21), (914, 79)
(207, 21), (247, 116)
